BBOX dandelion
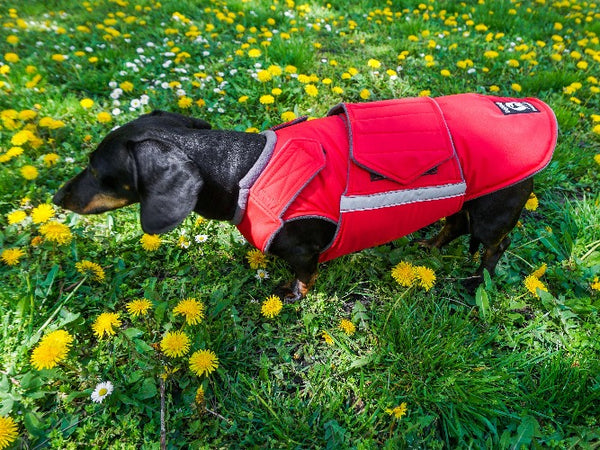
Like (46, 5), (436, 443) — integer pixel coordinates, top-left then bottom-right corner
(160, 331), (191, 357)
(322, 331), (334, 345)
(6, 210), (27, 225)
(367, 58), (381, 69)
(281, 111), (296, 122)
(593, 124), (600, 136)
(178, 234), (191, 248)
(76, 260), (105, 282)
(39, 221), (72, 245)
(189, 349), (219, 376)
(173, 298), (205, 325)
(80, 98), (94, 109)
(415, 266), (436, 291)
(20, 165), (39, 180)
(97, 112), (112, 123)
(31, 203), (54, 224)
(4, 52), (19, 63)
(440, 69), (451, 77)
(90, 381), (114, 403)
(246, 249), (267, 269)
(524, 274), (548, 297)
(120, 81), (134, 92)
(178, 96), (193, 108)
(11, 129), (34, 146)
(532, 263), (547, 278)
(305, 84), (318, 97)
(484, 50), (499, 59)
(261, 295), (283, 318)
(525, 193), (538, 211)
(590, 277), (600, 291)
(259, 94), (275, 105)
(339, 319), (356, 335)
(511, 83), (522, 92)
(195, 385), (205, 407)
(92, 312), (122, 338)
(43, 153), (59, 166)
(247, 48), (261, 58)
(385, 402), (408, 419)
(30, 329), (74, 370)
(0, 416), (18, 449)
(140, 233), (161, 251)
(360, 89), (371, 100)
(126, 298), (152, 317)
(256, 69), (272, 82)
(391, 261), (416, 287)
(1, 248), (25, 266)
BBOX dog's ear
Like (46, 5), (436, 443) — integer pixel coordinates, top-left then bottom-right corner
(148, 110), (212, 130)
(130, 139), (203, 234)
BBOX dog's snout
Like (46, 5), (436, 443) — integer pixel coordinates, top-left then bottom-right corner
(52, 186), (67, 207)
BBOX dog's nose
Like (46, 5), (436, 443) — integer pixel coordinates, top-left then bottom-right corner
(52, 187), (66, 206)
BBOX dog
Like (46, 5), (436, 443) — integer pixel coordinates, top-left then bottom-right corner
(53, 94), (557, 299)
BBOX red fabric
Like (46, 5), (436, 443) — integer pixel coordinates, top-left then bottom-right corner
(236, 94), (557, 262)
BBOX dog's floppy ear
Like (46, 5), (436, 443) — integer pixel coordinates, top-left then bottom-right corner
(131, 139), (203, 234)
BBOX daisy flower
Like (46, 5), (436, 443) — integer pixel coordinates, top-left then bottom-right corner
(92, 312), (122, 338)
(0, 416), (18, 449)
(189, 349), (219, 376)
(126, 298), (152, 318)
(30, 329), (74, 370)
(90, 381), (114, 403)
(160, 331), (191, 358)
(75, 260), (105, 282)
(255, 269), (269, 281)
(339, 319), (356, 336)
(173, 298), (205, 325)
(194, 234), (208, 243)
(261, 295), (283, 318)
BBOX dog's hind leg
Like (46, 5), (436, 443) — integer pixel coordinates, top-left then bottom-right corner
(419, 210), (470, 249)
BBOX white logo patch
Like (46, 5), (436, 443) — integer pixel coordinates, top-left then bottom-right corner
(495, 101), (540, 115)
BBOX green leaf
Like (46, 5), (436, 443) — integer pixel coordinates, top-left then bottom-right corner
(475, 286), (490, 320)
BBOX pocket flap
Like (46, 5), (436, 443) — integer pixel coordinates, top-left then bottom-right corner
(331, 98), (456, 185)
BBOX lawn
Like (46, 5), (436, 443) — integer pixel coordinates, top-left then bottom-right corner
(1, 0), (599, 448)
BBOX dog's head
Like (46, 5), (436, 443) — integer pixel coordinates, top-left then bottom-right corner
(53, 110), (211, 234)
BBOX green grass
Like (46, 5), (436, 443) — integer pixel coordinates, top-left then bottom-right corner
(1, 0), (600, 448)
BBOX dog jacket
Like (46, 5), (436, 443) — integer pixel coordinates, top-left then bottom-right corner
(233, 94), (557, 262)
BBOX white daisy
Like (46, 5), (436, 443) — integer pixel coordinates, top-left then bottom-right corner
(195, 234), (208, 244)
(91, 381), (114, 403)
(255, 269), (269, 281)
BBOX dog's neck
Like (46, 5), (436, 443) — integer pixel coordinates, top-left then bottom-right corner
(178, 129), (269, 221)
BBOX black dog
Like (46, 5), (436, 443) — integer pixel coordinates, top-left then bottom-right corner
(54, 99), (555, 299)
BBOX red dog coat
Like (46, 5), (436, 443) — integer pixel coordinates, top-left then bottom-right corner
(234, 94), (557, 262)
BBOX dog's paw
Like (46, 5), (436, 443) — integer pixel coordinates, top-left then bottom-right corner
(462, 275), (483, 294)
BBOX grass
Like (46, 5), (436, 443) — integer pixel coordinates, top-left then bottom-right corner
(1, 0), (599, 448)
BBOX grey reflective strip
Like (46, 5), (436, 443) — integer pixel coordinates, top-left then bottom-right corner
(340, 182), (466, 212)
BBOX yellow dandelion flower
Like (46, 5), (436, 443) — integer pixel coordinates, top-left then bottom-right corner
(11, 129), (34, 146)
(590, 277), (600, 291)
(30, 329), (74, 370)
(178, 96), (193, 108)
(43, 153), (60, 166)
(31, 203), (54, 224)
(367, 58), (381, 69)
(1, 248), (25, 266)
(97, 112), (112, 123)
(246, 249), (267, 269)
(92, 312), (122, 338)
(20, 165), (39, 180)
(524, 274), (548, 297)
(160, 331), (191, 358)
(75, 260), (105, 282)
(189, 349), (219, 376)
(484, 50), (499, 59)
(593, 125), (600, 136)
(173, 298), (205, 325)
(126, 298), (152, 317)
(322, 331), (334, 345)
(440, 69), (451, 77)
(0, 416), (18, 449)
(259, 94), (275, 105)
(525, 193), (539, 211)
(281, 111), (296, 122)
(304, 84), (319, 97)
(385, 402), (408, 419)
(256, 69), (273, 82)
(195, 385), (205, 406)
(7, 210), (27, 225)
(511, 83), (522, 92)
(532, 263), (547, 278)
(80, 98), (94, 109)
(120, 81), (134, 92)
(415, 266), (436, 291)
(360, 89), (371, 100)
(339, 319), (356, 335)
(39, 221), (72, 245)
(261, 295), (283, 319)
(140, 233), (161, 251)
(247, 48), (261, 58)
(391, 261), (416, 287)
